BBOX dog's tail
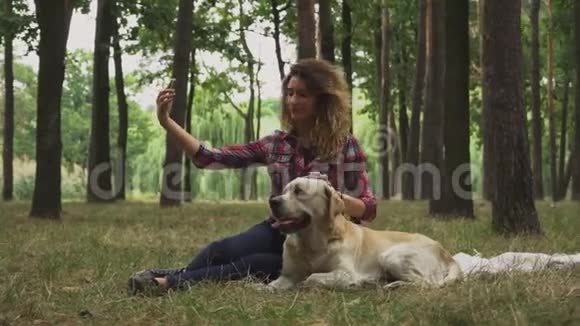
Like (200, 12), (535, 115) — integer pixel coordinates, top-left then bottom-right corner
(437, 246), (463, 285)
(442, 260), (463, 285)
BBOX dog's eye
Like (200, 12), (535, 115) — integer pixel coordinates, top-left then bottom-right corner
(294, 187), (303, 195)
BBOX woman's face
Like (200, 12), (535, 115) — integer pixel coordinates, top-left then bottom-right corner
(286, 76), (316, 124)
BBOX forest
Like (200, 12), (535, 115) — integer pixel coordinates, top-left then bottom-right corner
(0, 0), (579, 325)
(0, 0), (579, 229)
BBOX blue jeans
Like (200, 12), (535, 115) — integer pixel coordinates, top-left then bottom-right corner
(166, 220), (285, 289)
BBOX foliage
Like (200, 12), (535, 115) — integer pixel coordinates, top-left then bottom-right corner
(0, 0), (90, 52)
(1, 0), (577, 200)
(0, 0), (37, 52)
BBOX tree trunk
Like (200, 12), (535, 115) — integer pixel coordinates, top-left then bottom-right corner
(530, 0), (544, 199)
(256, 62), (263, 141)
(431, 0), (474, 217)
(402, 0), (426, 200)
(238, 0), (257, 201)
(30, 0), (74, 218)
(389, 109), (400, 196)
(482, 0), (541, 235)
(160, 0), (193, 206)
(111, 1), (128, 200)
(318, 0), (335, 63)
(379, 4), (390, 199)
(269, 0), (285, 79)
(184, 47), (196, 202)
(87, 0), (114, 202)
(394, 46), (409, 196)
(253, 62), (263, 199)
(572, 0), (580, 200)
(297, 0), (316, 59)
(558, 150), (574, 199)
(397, 45), (409, 164)
(481, 0), (495, 201)
(555, 80), (569, 201)
(547, 0), (557, 201)
(341, 0), (353, 133)
(3, 0), (14, 201)
(240, 115), (255, 200)
(421, 0), (445, 203)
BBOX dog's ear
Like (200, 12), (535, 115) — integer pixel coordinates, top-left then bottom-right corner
(325, 183), (345, 218)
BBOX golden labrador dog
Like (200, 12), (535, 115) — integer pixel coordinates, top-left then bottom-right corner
(267, 177), (462, 290)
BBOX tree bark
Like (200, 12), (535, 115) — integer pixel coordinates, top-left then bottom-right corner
(253, 61), (263, 199)
(547, 0), (557, 201)
(184, 47), (197, 202)
(341, 0), (353, 133)
(30, 0), (74, 218)
(389, 109), (400, 195)
(421, 0), (445, 203)
(572, 0), (580, 200)
(269, 0), (285, 79)
(530, 0), (544, 199)
(482, 0), (541, 235)
(318, 0), (335, 63)
(160, 0), (193, 206)
(393, 45), (409, 196)
(87, 0), (114, 202)
(3, 0), (14, 201)
(238, 0), (257, 201)
(379, 4), (390, 199)
(402, 0), (426, 200)
(397, 45), (409, 164)
(556, 79), (569, 201)
(297, 0), (316, 59)
(481, 0), (495, 201)
(431, 0), (473, 217)
(558, 150), (574, 199)
(111, 1), (128, 200)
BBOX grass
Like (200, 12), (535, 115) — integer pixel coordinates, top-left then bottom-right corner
(0, 199), (579, 325)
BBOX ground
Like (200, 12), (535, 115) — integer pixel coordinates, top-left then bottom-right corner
(0, 200), (578, 325)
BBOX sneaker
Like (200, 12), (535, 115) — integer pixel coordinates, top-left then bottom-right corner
(128, 274), (158, 296)
(135, 267), (183, 278)
(127, 268), (182, 296)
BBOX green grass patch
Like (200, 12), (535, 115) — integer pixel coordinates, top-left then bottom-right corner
(0, 200), (578, 325)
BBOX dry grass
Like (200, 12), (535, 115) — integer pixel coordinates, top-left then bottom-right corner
(0, 200), (578, 325)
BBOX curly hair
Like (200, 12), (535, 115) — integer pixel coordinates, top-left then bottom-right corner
(281, 59), (351, 161)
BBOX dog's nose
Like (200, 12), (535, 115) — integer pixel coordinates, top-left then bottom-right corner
(269, 196), (281, 209)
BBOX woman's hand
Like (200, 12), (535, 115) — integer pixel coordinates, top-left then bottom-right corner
(154, 81), (201, 159)
(156, 87), (175, 127)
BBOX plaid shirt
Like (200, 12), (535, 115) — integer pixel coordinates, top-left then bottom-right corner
(192, 130), (377, 223)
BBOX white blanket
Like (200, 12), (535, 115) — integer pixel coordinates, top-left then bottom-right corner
(452, 251), (580, 276)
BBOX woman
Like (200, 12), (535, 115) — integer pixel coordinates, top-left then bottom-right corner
(128, 59), (377, 294)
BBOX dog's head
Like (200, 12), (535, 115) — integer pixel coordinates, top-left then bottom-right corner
(269, 177), (345, 234)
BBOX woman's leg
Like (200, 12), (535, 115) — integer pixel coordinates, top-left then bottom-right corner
(165, 253), (282, 289)
(185, 220), (285, 270)
(130, 220), (285, 293)
(156, 220), (284, 289)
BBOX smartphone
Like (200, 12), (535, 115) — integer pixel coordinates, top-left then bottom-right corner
(167, 78), (176, 89)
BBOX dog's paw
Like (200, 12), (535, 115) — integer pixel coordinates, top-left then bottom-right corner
(304, 272), (357, 288)
(248, 282), (277, 293)
(267, 277), (296, 290)
(303, 274), (328, 286)
(383, 280), (409, 290)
